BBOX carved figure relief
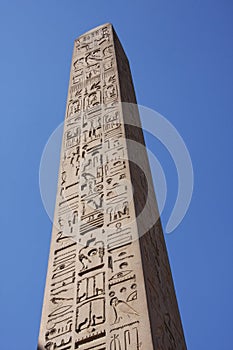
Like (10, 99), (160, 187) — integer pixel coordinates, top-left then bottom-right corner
(107, 201), (130, 227)
(104, 58), (114, 71)
(77, 272), (105, 303)
(107, 223), (132, 251)
(44, 335), (72, 350)
(85, 63), (101, 81)
(78, 240), (104, 274)
(103, 45), (114, 58)
(67, 99), (82, 118)
(65, 126), (81, 150)
(58, 210), (79, 238)
(85, 49), (102, 66)
(76, 297), (105, 333)
(104, 111), (120, 132)
(110, 326), (140, 350)
(110, 297), (139, 325)
(104, 84), (117, 103)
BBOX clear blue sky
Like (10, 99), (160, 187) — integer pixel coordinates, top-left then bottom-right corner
(0, 1), (232, 349)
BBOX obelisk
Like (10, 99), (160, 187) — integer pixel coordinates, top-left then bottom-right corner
(38, 23), (187, 350)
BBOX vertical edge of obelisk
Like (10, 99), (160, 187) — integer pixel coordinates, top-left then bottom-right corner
(111, 26), (187, 349)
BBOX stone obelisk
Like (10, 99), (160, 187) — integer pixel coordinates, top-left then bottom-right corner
(38, 23), (187, 350)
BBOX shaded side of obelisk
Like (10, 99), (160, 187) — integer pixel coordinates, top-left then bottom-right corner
(112, 27), (187, 349)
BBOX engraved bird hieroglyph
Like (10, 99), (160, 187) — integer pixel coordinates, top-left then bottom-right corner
(110, 297), (139, 324)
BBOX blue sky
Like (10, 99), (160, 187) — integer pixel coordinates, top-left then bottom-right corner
(0, 1), (232, 349)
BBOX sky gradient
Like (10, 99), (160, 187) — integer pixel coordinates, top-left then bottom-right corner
(0, 1), (232, 349)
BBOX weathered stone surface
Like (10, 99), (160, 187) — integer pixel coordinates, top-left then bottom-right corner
(37, 23), (187, 350)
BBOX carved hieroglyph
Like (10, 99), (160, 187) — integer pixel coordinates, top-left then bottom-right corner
(37, 23), (187, 350)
